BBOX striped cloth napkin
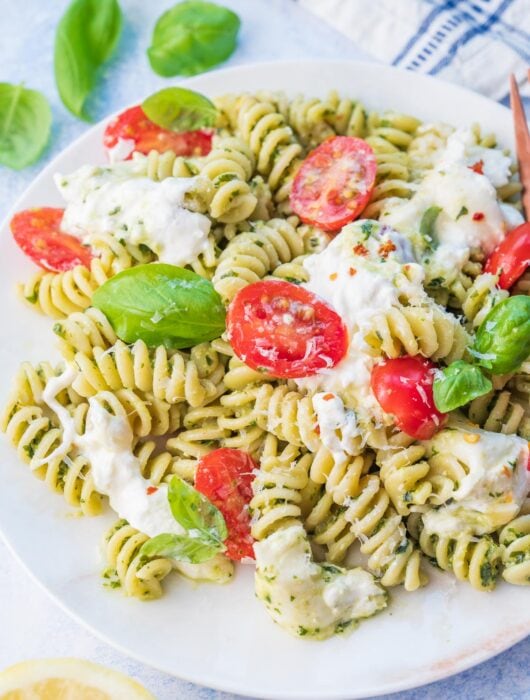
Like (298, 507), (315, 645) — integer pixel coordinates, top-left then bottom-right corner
(298, 0), (530, 104)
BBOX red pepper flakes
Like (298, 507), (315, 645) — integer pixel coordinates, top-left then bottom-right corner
(469, 160), (484, 175)
(472, 212), (485, 221)
(348, 267), (357, 276)
(378, 240), (397, 258)
(353, 243), (368, 256)
(323, 393), (335, 401)
(146, 486), (158, 495)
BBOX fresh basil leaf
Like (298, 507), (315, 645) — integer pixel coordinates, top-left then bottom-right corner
(54, 0), (122, 120)
(168, 476), (227, 544)
(92, 263), (226, 349)
(433, 361), (492, 413)
(140, 532), (222, 563)
(0, 83), (51, 170)
(148, 1), (240, 77)
(142, 88), (216, 132)
(419, 206), (442, 247)
(471, 296), (530, 374)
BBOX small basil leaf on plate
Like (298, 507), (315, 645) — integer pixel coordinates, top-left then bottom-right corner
(471, 296), (530, 374)
(168, 476), (228, 545)
(147, 0), (240, 77)
(142, 87), (216, 132)
(54, 0), (122, 120)
(419, 206), (442, 248)
(92, 263), (226, 349)
(0, 83), (51, 170)
(433, 360), (492, 413)
(139, 532), (222, 564)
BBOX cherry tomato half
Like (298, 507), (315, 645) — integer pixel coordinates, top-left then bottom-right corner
(10, 207), (92, 272)
(290, 136), (377, 233)
(484, 222), (530, 290)
(103, 105), (213, 159)
(227, 280), (348, 379)
(371, 356), (446, 440)
(195, 448), (257, 561)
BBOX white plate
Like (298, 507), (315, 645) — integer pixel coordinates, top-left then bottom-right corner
(0, 60), (528, 700)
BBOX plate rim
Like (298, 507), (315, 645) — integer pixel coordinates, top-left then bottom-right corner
(1, 58), (528, 700)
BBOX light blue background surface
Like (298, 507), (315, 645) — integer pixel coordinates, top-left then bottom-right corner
(0, 1), (528, 698)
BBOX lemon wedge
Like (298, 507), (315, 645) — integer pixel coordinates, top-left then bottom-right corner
(0, 658), (155, 699)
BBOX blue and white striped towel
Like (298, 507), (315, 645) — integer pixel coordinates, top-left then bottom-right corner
(298, 0), (530, 104)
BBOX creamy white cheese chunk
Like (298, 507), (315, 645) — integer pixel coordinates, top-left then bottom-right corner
(254, 524), (387, 639)
(55, 163), (212, 267)
(312, 392), (362, 461)
(422, 423), (530, 536)
(382, 128), (521, 282)
(296, 220), (427, 425)
(39, 370), (233, 583)
(441, 128), (513, 188)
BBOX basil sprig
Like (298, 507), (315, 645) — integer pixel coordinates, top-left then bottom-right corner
(434, 296), (530, 413)
(92, 263), (226, 349)
(147, 1), (240, 77)
(142, 87), (217, 132)
(433, 361), (492, 413)
(140, 477), (227, 564)
(471, 296), (530, 375)
(54, 0), (122, 120)
(0, 83), (51, 170)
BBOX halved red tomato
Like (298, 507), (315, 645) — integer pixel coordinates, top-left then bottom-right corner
(10, 207), (92, 272)
(195, 448), (257, 561)
(484, 222), (530, 289)
(103, 105), (213, 159)
(290, 136), (377, 232)
(227, 280), (348, 379)
(371, 356), (446, 440)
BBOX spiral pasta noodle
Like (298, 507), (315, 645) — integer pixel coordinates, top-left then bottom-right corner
(233, 95), (303, 207)
(366, 303), (469, 363)
(252, 383), (321, 452)
(286, 93), (338, 148)
(71, 339), (226, 408)
(0, 402), (103, 516)
(198, 136), (258, 223)
(319, 472), (425, 591)
(466, 389), (529, 438)
(376, 438), (433, 516)
(499, 515), (530, 585)
(362, 116), (421, 219)
(217, 390), (267, 456)
(460, 273), (508, 328)
(134, 439), (191, 486)
(132, 149), (199, 180)
(250, 436), (313, 540)
(103, 519), (174, 600)
(53, 307), (118, 360)
(166, 403), (231, 472)
(212, 218), (304, 302)
(85, 389), (182, 438)
(309, 448), (371, 501)
(10, 361), (82, 408)
(416, 526), (501, 591)
(324, 91), (367, 137)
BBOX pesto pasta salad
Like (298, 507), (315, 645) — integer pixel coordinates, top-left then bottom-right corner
(2, 87), (530, 641)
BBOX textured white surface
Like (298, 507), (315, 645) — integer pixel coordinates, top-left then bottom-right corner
(0, 2), (529, 699)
